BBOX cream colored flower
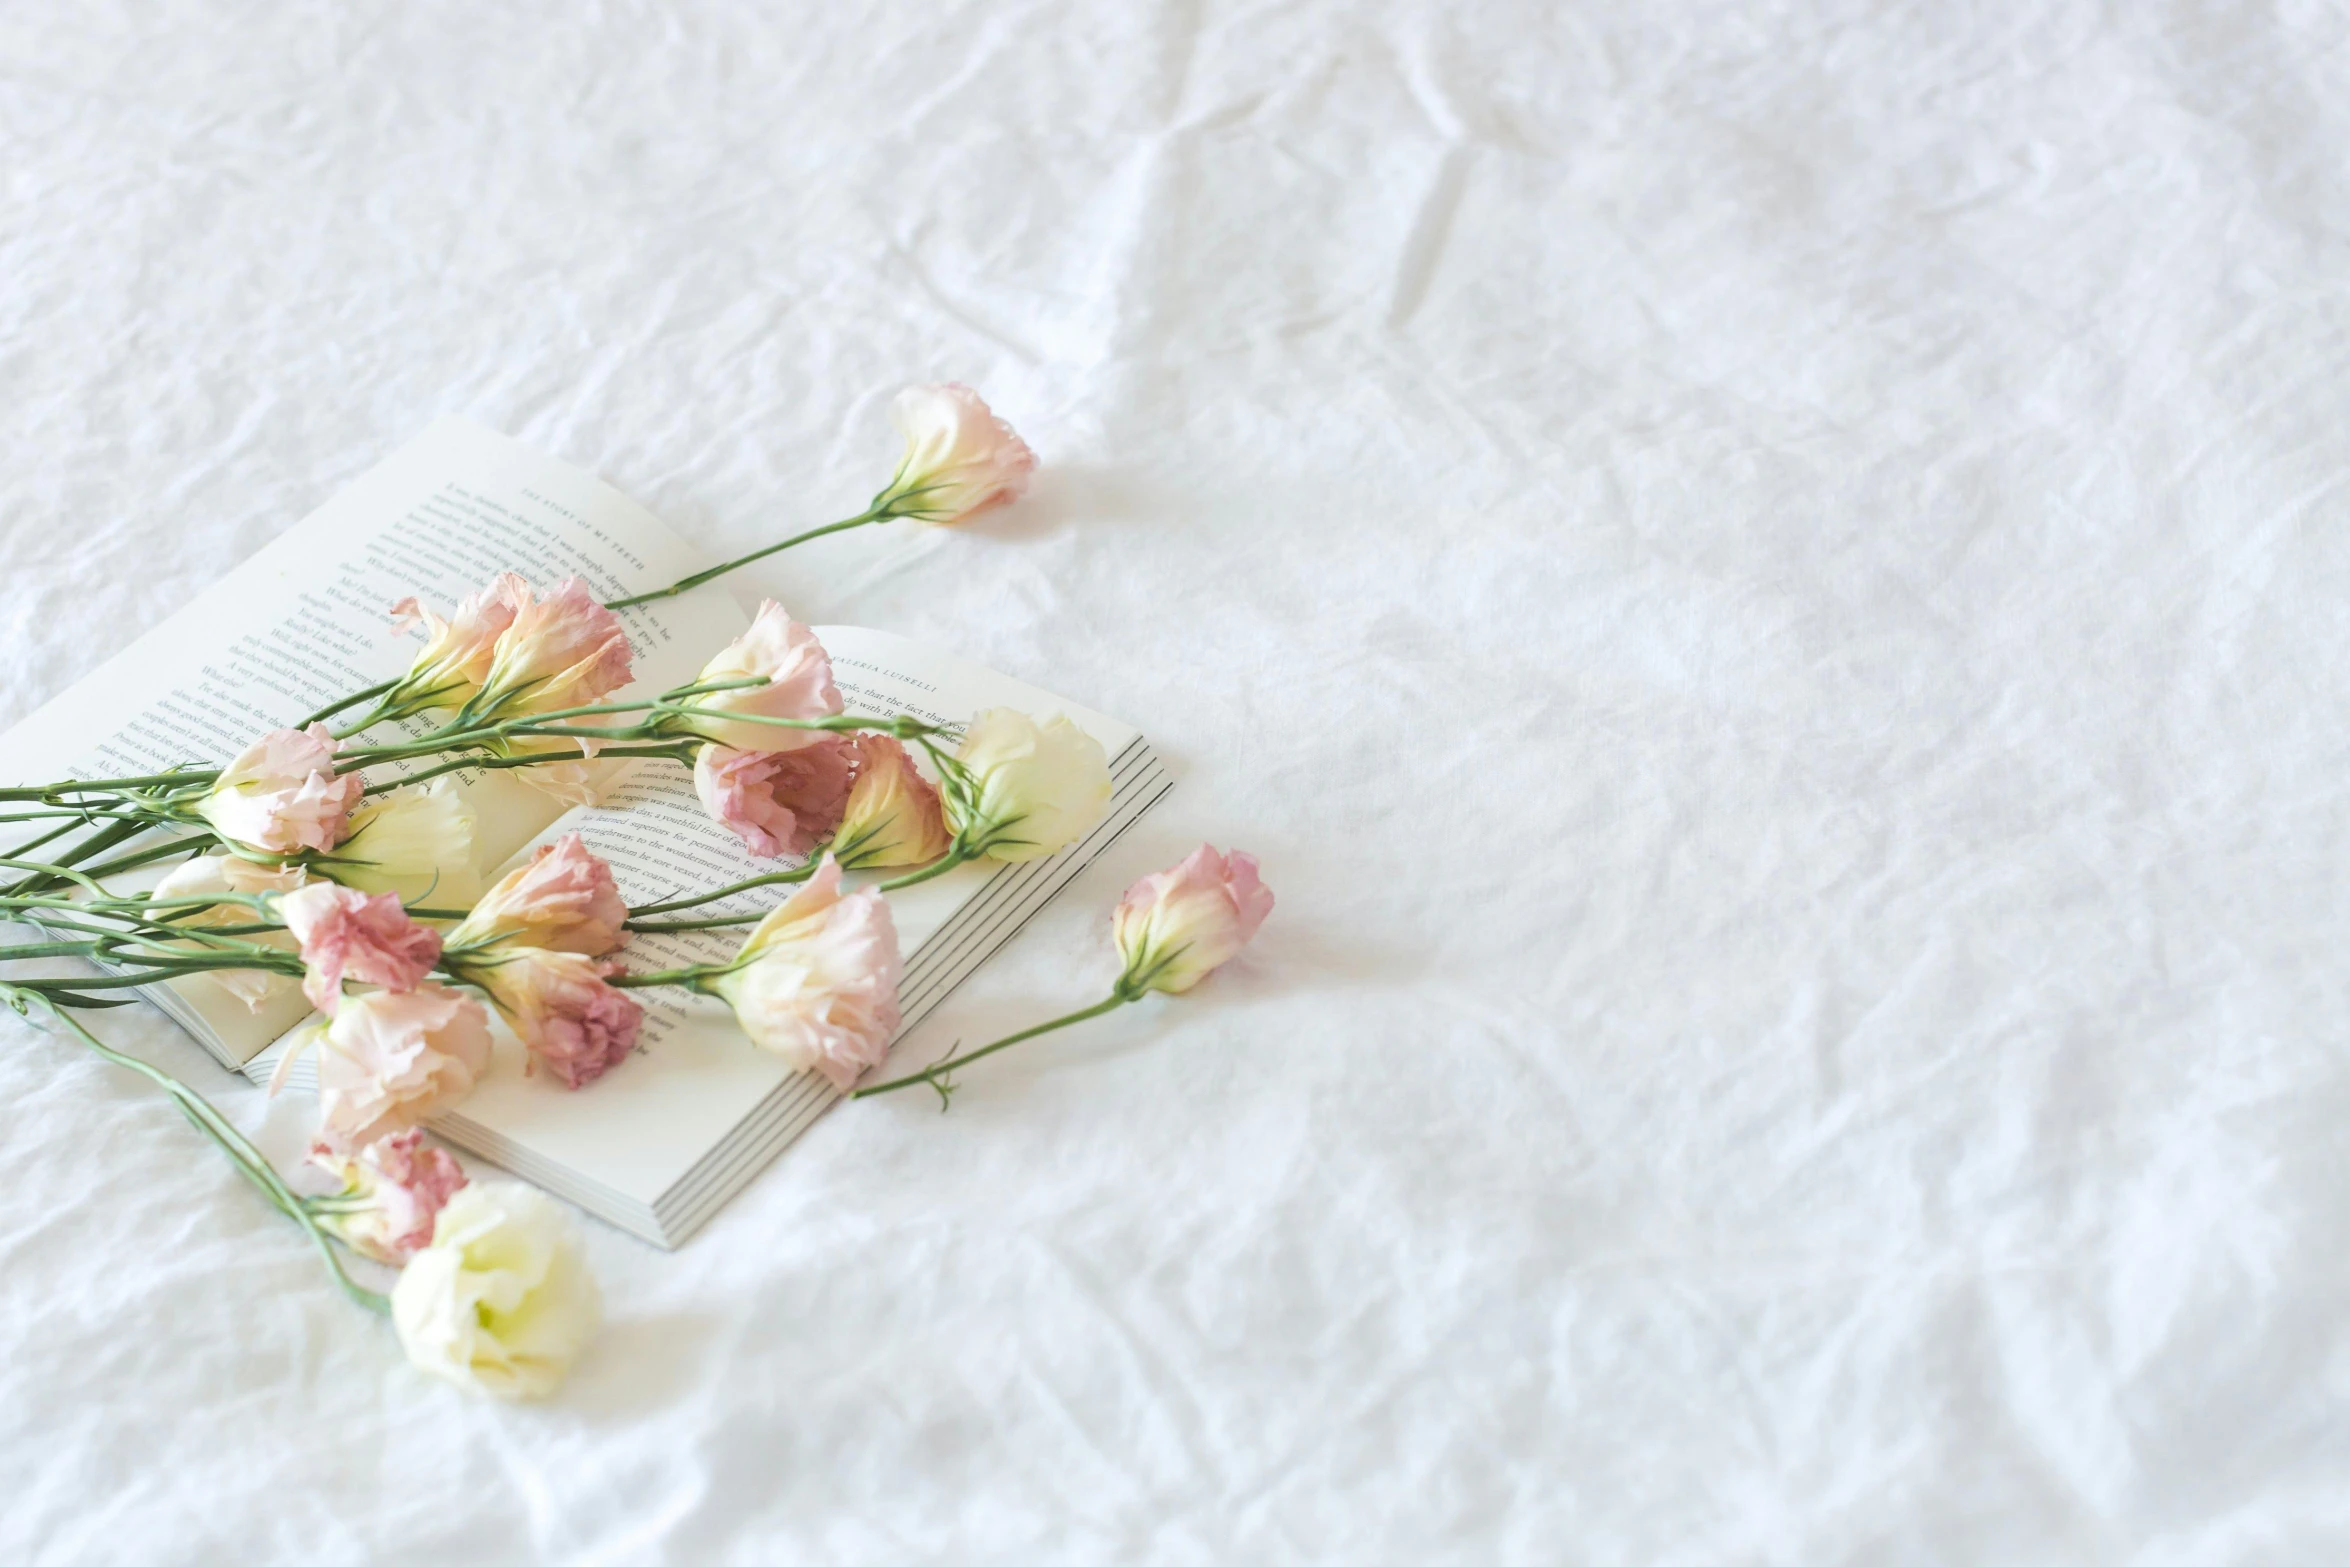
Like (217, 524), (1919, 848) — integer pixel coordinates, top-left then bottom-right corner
(318, 779), (480, 907)
(391, 1182), (601, 1400)
(945, 708), (1111, 863)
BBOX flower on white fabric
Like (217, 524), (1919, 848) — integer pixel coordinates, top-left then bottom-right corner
(870, 384), (1037, 526)
(391, 1182), (601, 1400)
(1112, 845), (1274, 995)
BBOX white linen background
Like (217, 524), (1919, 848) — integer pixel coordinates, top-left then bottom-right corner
(2, 0), (2346, 1560)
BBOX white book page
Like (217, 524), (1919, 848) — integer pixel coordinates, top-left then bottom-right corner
(434, 627), (1144, 1212)
(0, 419), (730, 1062)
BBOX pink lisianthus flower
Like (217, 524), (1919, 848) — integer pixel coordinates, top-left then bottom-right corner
(707, 856), (901, 1091)
(681, 601), (841, 755)
(195, 724), (364, 855)
(283, 983), (493, 1151)
(278, 881), (443, 1015)
(829, 733), (953, 870)
(386, 572), (531, 715)
(473, 577), (634, 721)
(694, 738), (858, 859)
(462, 948), (645, 1089)
(1112, 846), (1274, 996)
(305, 1128), (468, 1265)
(445, 833), (629, 957)
(871, 384), (1037, 525)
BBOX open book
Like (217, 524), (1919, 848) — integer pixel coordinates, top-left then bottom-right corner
(0, 421), (1171, 1246)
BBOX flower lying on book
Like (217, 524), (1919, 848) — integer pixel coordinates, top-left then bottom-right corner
(0, 382), (1265, 1402)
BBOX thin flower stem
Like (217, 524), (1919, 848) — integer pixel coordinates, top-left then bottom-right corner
(629, 863), (819, 918)
(59, 834), (209, 885)
(361, 743), (695, 796)
(877, 850), (972, 893)
(852, 993), (1133, 1100)
(604, 511), (883, 610)
(1, 986), (391, 1314)
(299, 677), (399, 731)
(607, 966), (719, 989)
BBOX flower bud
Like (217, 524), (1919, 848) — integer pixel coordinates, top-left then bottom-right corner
(871, 384), (1037, 525)
(1112, 846), (1274, 995)
(319, 779), (481, 907)
(445, 833), (628, 957)
(306, 1128), (467, 1265)
(707, 857), (901, 1090)
(195, 724), (363, 855)
(385, 573), (530, 716)
(683, 602), (841, 754)
(945, 708), (1111, 863)
(830, 733), (952, 869)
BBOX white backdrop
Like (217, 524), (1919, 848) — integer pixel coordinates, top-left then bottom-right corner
(3, 2), (2348, 1561)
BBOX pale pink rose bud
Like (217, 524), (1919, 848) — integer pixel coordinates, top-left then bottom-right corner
(707, 856), (901, 1091)
(305, 1128), (468, 1265)
(693, 738), (858, 859)
(684, 601), (842, 754)
(462, 948), (644, 1089)
(286, 983), (493, 1151)
(871, 383), (1037, 525)
(195, 724), (364, 855)
(277, 880), (443, 1015)
(150, 853), (310, 1012)
(445, 833), (629, 956)
(830, 733), (953, 869)
(474, 576), (634, 719)
(1112, 846), (1274, 996)
(387, 572), (531, 714)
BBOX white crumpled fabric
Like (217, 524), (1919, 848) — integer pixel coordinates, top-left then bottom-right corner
(4, 1), (2348, 1561)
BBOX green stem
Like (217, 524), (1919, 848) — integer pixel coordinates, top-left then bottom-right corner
(877, 849), (972, 893)
(301, 677), (399, 731)
(66, 834), (210, 885)
(853, 992), (1133, 1101)
(361, 742), (695, 796)
(629, 863), (819, 919)
(2, 986), (391, 1313)
(604, 511), (882, 610)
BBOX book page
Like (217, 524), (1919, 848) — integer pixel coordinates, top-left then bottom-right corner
(429, 627), (1147, 1212)
(0, 420), (732, 1062)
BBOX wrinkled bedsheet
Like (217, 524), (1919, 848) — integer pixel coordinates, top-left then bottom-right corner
(4, 2), (2348, 1561)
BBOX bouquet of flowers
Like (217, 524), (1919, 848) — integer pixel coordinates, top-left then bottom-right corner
(0, 386), (1270, 1399)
